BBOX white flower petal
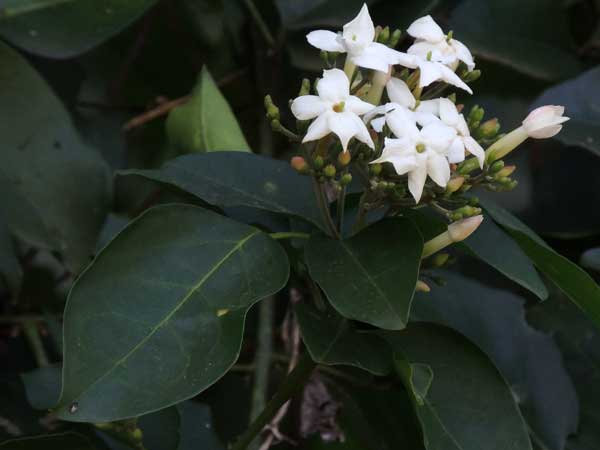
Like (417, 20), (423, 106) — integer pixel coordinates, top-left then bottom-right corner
(351, 42), (397, 72)
(371, 116), (386, 132)
(342, 3), (375, 53)
(328, 111), (366, 151)
(302, 112), (331, 143)
(456, 114), (470, 136)
(346, 96), (375, 115)
(522, 105), (569, 138)
(439, 64), (473, 94)
(438, 98), (460, 126)
(386, 78), (415, 108)
(416, 99), (441, 115)
(450, 39), (475, 71)
(408, 157), (428, 203)
(407, 15), (445, 42)
(421, 121), (456, 152)
(386, 107), (419, 140)
(387, 155), (418, 175)
(317, 68), (350, 103)
(415, 111), (440, 127)
(407, 41), (446, 61)
(417, 60), (444, 88)
(463, 136), (485, 168)
(349, 113), (375, 148)
(427, 152), (451, 187)
(363, 103), (397, 125)
(447, 137), (466, 163)
(291, 95), (326, 120)
(307, 30), (346, 52)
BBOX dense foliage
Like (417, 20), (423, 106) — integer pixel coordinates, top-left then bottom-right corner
(1, 1), (600, 450)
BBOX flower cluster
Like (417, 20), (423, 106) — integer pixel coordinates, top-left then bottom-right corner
(269, 3), (569, 214)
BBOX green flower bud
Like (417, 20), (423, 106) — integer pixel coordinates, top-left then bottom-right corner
(324, 164), (336, 178)
(313, 155), (324, 169)
(340, 173), (353, 185)
(468, 105), (485, 125)
(132, 429), (143, 442)
(496, 165), (516, 178)
(489, 160), (505, 173)
(468, 196), (480, 206)
(369, 163), (382, 176)
(299, 78), (311, 96)
(463, 69), (481, 83)
(478, 118), (500, 138)
(432, 253), (450, 267)
(446, 176), (465, 194)
(389, 29), (402, 48)
(378, 26), (390, 44)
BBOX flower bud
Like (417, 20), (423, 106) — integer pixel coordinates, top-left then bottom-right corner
(337, 151), (351, 166)
(340, 173), (353, 185)
(369, 163), (382, 176)
(463, 69), (481, 83)
(522, 105), (569, 139)
(323, 164), (336, 177)
(313, 155), (324, 169)
(489, 160), (504, 173)
(377, 26), (390, 44)
(478, 118), (499, 138)
(446, 176), (465, 194)
(496, 165), (516, 178)
(468, 105), (484, 127)
(389, 29), (402, 48)
(299, 78), (311, 96)
(416, 280), (431, 293)
(422, 215), (483, 259)
(290, 156), (309, 173)
(432, 253), (450, 267)
(132, 428), (143, 441)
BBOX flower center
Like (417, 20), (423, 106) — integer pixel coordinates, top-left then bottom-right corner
(332, 101), (346, 113)
(446, 30), (454, 43)
(416, 143), (426, 153)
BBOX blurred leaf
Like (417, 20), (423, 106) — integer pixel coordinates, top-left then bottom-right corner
(385, 323), (533, 450)
(529, 294), (600, 450)
(412, 271), (579, 450)
(0, 216), (22, 298)
(118, 152), (327, 232)
(139, 406), (180, 450)
(305, 219), (423, 330)
(0, 432), (96, 450)
(408, 210), (548, 300)
(275, 0), (377, 30)
(449, 0), (581, 81)
(372, 0), (442, 29)
(0, 0), (158, 59)
(295, 302), (393, 376)
(581, 247), (600, 272)
(481, 199), (600, 329)
(0, 41), (111, 273)
(176, 402), (224, 450)
(95, 214), (130, 252)
(21, 365), (61, 410)
(166, 67), (250, 155)
(55, 205), (289, 422)
(532, 66), (600, 156)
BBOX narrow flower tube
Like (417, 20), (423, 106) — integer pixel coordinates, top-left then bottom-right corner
(422, 215), (483, 259)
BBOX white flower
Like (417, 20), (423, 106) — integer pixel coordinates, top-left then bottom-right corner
(522, 105), (570, 139)
(370, 115), (457, 202)
(417, 98), (485, 167)
(291, 68), (375, 151)
(407, 16), (475, 71)
(306, 4), (414, 73)
(413, 59), (473, 94)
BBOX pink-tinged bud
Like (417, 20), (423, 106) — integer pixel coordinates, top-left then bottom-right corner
(522, 105), (569, 139)
(448, 215), (484, 242)
(416, 280), (431, 293)
(446, 176), (465, 194)
(496, 165), (516, 178)
(290, 156), (309, 173)
(338, 151), (352, 166)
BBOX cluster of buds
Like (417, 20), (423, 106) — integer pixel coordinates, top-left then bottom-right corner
(265, 3), (568, 235)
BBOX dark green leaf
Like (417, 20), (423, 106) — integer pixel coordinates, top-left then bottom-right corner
(449, 0), (581, 81)
(56, 204), (289, 422)
(386, 323), (532, 450)
(0, 0), (158, 59)
(533, 66), (600, 156)
(412, 271), (578, 450)
(481, 198), (600, 329)
(0, 432), (95, 450)
(295, 302), (392, 375)
(139, 406), (180, 450)
(166, 67), (250, 155)
(22, 365), (61, 410)
(117, 152), (327, 232)
(408, 209), (548, 300)
(0, 41), (111, 273)
(305, 219), (423, 330)
(176, 402), (224, 450)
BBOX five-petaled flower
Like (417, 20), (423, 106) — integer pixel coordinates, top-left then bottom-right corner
(291, 68), (375, 151)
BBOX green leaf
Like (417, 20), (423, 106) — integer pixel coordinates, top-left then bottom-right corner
(532, 66), (600, 156)
(407, 209), (547, 300)
(412, 271), (578, 450)
(295, 302), (392, 376)
(0, 41), (111, 273)
(56, 204), (289, 422)
(449, 0), (581, 81)
(22, 366), (61, 410)
(305, 219), (423, 330)
(0, 432), (96, 449)
(0, 0), (158, 59)
(166, 67), (250, 155)
(481, 198), (600, 329)
(176, 402), (225, 450)
(117, 152), (327, 232)
(386, 323), (532, 450)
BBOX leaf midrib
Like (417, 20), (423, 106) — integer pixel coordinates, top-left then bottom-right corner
(61, 228), (260, 406)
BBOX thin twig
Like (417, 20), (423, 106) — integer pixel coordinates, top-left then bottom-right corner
(22, 321), (49, 367)
(312, 179), (341, 239)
